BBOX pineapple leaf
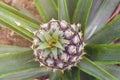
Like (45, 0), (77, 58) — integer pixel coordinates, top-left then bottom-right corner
(77, 57), (118, 80)
(58, 0), (70, 22)
(0, 2), (40, 25)
(50, 70), (62, 80)
(87, 0), (104, 25)
(72, 0), (93, 33)
(0, 20), (33, 42)
(0, 7), (40, 32)
(80, 71), (98, 80)
(51, 0), (58, 12)
(0, 45), (31, 54)
(61, 70), (72, 80)
(71, 67), (80, 80)
(97, 64), (120, 79)
(87, 15), (120, 44)
(0, 46), (50, 79)
(0, 49), (36, 74)
(13, 3), (40, 22)
(0, 67), (50, 80)
(62, 68), (81, 80)
(66, 0), (78, 22)
(34, 0), (57, 22)
(85, 44), (120, 64)
(85, 0), (119, 40)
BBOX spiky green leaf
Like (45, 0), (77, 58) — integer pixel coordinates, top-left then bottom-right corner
(13, 3), (40, 22)
(61, 70), (72, 80)
(80, 71), (98, 80)
(0, 45), (31, 54)
(34, 0), (57, 22)
(0, 46), (50, 79)
(85, 44), (120, 64)
(98, 64), (120, 79)
(0, 20), (33, 41)
(58, 0), (70, 22)
(50, 70), (62, 80)
(66, 0), (78, 22)
(87, 15), (120, 44)
(72, 0), (93, 33)
(0, 2), (40, 25)
(0, 67), (50, 80)
(87, 0), (104, 25)
(71, 67), (80, 80)
(77, 57), (118, 80)
(0, 7), (39, 32)
(85, 0), (119, 40)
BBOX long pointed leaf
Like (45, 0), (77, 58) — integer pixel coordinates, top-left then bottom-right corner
(71, 67), (80, 80)
(80, 71), (98, 80)
(0, 46), (50, 79)
(0, 20), (33, 41)
(34, 0), (57, 22)
(51, 0), (58, 12)
(87, 0), (104, 25)
(0, 67), (50, 80)
(66, 0), (78, 22)
(61, 70), (72, 80)
(87, 15), (120, 44)
(107, 3), (120, 23)
(77, 57), (118, 80)
(58, 0), (70, 22)
(62, 68), (81, 80)
(85, 0), (119, 40)
(72, 0), (93, 33)
(13, 3), (40, 22)
(50, 70), (62, 80)
(98, 64), (120, 79)
(0, 7), (39, 32)
(85, 44), (120, 64)
(0, 49), (37, 75)
(0, 2), (40, 25)
(0, 45), (31, 54)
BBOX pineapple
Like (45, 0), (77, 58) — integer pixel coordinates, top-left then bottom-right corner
(33, 19), (85, 70)
(0, 0), (120, 80)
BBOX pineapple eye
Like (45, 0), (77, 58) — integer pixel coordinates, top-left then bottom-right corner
(33, 19), (85, 70)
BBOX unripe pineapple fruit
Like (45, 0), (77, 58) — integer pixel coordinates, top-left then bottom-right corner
(33, 19), (85, 70)
(0, 0), (120, 80)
